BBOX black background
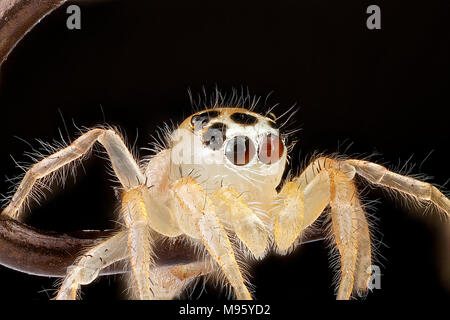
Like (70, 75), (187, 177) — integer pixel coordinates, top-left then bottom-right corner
(0, 0), (448, 304)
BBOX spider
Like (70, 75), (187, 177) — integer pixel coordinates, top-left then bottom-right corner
(1, 97), (449, 300)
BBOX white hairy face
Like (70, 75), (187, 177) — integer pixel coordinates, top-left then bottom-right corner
(169, 108), (287, 201)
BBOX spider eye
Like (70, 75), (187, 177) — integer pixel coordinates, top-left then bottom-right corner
(191, 111), (220, 129)
(202, 123), (227, 150)
(258, 134), (284, 165)
(225, 136), (255, 166)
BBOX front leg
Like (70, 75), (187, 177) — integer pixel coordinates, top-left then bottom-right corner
(170, 177), (252, 300)
(273, 162), (337, 251)
(121, 187), (155, 299)
(211, 187), (268, 259)
(0, 127), (160, 299)
(1, 128), (145, 220)
(274, 158), (372, 299)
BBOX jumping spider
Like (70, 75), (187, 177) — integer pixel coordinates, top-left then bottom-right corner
(1, 97), (449, 300)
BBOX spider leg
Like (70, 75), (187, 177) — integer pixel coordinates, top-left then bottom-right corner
(0, 127), (172, 299)
(329, 171), (364, 300)
(1, 128), (145, 220)
(353, 203), (372, 295)
(0, 128), (160, 299)
(341, 158), (450, 295)
(55, 231), (128, 300)
(149, 261), (213, 299)
(345, 159), (450, 216)
(170, 177), (252, 300)
(121, 187), (155, 299)
(60, 183), (183, 300)
(273, 180), (305, 251)
(273, 157), (356, 251)
(211, 187), (268, 258)
(56, 230), (212, 300)
(276, 155), (450, 299)
(275, 158), (373, 299)
(274, 167), (335, 251)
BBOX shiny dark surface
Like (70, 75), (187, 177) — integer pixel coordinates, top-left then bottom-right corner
(225, 136), (256, 166)
(230, 112), (258, 125)
(0, 0), (66, 66)
(191, 111), (220, 129)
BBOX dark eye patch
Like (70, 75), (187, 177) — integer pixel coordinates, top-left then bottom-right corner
(230, 112), (258, 125)
(202, 123), (227, 150)
(190, 111), (220, 129)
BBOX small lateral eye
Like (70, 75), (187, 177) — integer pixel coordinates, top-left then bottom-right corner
(225, 136), (255, 166)
(203, 123), (227, 151)
(191, 111), (220, 129)
(258, 134), (284, 165)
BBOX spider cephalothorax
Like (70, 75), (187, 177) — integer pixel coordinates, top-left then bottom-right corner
(170, 108), (287, 225)
(1, 100), (449, 300)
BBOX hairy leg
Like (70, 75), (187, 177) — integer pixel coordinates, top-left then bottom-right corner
(1, 128), (145, 220)
(276, 155), (449, 299)
(170, 177), (252, 300)
(56, 231), (212, 300)
(353, 204), (372, 294)
(346, 159), (450, 216)
(273, 181), (304, 251)
(274, 158), (342, 251)
(0, 127), (162, 299)
(122, 187), (154, 299)
(329, 171), (359, 300)
(149, 261), (213, 299)
(56, 231), (128, 300)
(274, 158), (372, 299)
(211, 187), (268, 258)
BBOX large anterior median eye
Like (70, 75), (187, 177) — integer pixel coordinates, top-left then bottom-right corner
(258, 134), (284, 164)
(225, 136), (255, 166)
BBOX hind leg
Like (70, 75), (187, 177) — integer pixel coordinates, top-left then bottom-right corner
(149, 261), (213, 299)
(56, 231), (128, 300)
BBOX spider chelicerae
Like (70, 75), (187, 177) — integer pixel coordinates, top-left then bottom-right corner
(1, 93), (449, 300)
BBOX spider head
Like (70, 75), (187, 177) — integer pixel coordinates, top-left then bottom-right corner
(170, 108), (287, 196)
